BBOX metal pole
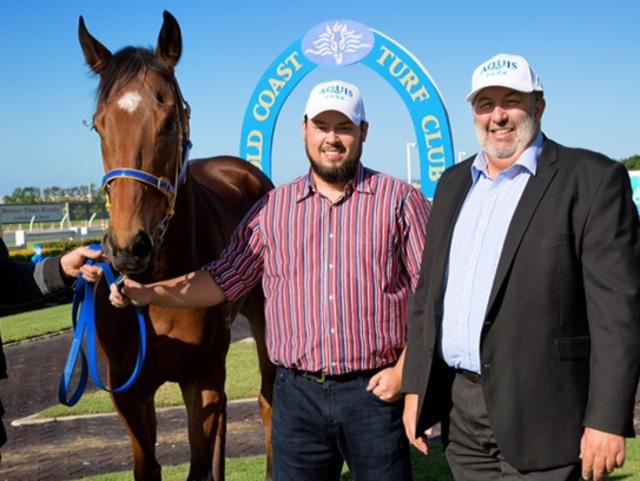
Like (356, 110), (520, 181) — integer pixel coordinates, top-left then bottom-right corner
(406, 142), (417, 184)
(82, 120), (93, 201)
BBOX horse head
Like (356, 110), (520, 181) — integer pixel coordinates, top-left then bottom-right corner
(79, 11), (190, 275)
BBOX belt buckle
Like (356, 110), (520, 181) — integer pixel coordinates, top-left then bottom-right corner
(304, 371), (327, 384)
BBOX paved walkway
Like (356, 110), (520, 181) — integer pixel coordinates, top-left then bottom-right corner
(0, 316), (639, 481)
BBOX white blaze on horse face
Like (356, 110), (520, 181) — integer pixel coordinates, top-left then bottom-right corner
(117, 91), (143, 113)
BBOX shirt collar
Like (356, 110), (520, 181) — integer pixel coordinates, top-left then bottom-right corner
(471, 132), (544, 183)
(295, 162), (373, 202)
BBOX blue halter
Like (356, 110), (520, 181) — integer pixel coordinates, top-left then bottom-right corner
(100, 140), (192, 219)
(58, 245), (148, 406)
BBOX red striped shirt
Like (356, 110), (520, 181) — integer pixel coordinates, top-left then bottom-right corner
(205, 164), (431, 374)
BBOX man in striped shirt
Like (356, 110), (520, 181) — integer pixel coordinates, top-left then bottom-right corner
(112, 80), (431, 481)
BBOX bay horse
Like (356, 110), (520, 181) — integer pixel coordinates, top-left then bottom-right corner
(78, 11), (275, 481)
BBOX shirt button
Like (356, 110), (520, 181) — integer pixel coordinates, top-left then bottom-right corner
(329, 264), (334, 269)
(329, 295), (334, 301)
(329, 233), (334, 239)
(330, 328), (335, 334)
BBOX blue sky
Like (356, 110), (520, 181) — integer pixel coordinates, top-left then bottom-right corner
(1, 0), (638, 197)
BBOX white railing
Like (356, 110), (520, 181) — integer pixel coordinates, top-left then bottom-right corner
(11, 226), (106, 248)
(2, 231), (16, 245)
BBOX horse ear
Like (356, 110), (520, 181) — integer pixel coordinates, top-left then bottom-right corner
(156, 11), (182, 70)
(78, 16), (112, 75)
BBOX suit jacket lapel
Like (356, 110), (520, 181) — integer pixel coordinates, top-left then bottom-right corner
(485, 139), (559, 317)
(431, 164), (473, 313)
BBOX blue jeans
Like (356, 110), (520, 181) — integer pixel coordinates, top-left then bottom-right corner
(272, 367), (412, 481)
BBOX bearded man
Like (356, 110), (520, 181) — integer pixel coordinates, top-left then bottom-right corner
(111, 80), (431, 481)
(402, 53), (640, 481)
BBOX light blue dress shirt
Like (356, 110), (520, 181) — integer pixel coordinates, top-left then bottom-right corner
(440, 134), (544, 374)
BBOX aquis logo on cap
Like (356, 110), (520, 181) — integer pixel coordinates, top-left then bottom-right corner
(479, 57), (519, 78)
(466, 53), (543, 102)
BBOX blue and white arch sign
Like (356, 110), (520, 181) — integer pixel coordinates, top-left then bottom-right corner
(240, 20), (454, 199)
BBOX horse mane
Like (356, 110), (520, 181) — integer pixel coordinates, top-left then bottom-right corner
(97, 46), (175, 104)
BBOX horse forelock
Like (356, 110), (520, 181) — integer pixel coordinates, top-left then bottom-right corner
(97, 47), (175, 105)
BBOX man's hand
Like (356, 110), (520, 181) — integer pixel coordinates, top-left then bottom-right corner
(403, 393), (432, 454)
(580, 427), (625, 481)
(109, 278), (150, 308)
(367, 365), (402, 403)
(110, 271), (225, 309)
(59, 246), (104, 282)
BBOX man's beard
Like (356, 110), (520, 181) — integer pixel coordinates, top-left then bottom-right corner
(306, 144), (361, 184)
(475, 113), (537, 160)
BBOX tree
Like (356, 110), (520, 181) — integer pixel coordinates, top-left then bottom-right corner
(622, 155), (640, 171)
(2, 183), (105, 204)
(4, 186), (42, 204)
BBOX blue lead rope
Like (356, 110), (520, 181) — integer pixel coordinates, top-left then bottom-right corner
(58, 248), (148, 406)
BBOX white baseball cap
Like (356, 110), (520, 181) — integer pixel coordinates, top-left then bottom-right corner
(304, 80), (366, 125)
(467, 53), (543, 103)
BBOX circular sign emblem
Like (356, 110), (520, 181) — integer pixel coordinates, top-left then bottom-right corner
(302, 20), (374, 67)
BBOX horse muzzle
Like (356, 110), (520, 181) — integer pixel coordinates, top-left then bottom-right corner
(103, 230), (154, 275)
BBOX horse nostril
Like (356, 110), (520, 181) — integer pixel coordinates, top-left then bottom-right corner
(103, 233), (117, 258)
(130, 231), (153, 258)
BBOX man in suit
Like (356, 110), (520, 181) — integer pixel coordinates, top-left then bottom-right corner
(402, 53), (640, 481)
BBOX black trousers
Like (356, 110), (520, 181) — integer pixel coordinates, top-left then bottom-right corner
(446, 371), (580, 481)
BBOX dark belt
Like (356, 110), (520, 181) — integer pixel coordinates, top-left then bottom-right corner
(289, 367), (382, 384)
(455, 368), (482, 384)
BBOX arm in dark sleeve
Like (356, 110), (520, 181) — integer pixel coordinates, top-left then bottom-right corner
(0, 239), (68, 306)
(402, 269), (429, 395)
(401, 168), (455, 395)
(581, 162), (640, 436)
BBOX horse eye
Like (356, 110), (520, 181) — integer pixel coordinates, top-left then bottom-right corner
(160, 119), (175, 135)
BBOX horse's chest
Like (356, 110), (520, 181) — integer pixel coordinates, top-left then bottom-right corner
(148, 305), (228, 345)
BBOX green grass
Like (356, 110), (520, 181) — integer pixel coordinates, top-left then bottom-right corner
(0, 303), (262, 417)
(0, 303), (71, 343)
(70, 446), (451, 481)
(68, 440), (640, 481)
(614, 437), (640, 480)
(40, 341), (261, 418)
(73, 455), (266, 481)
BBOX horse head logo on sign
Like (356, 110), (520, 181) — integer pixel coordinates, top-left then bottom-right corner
(303, 21), (374, 66)
(240, 20), (454, 199)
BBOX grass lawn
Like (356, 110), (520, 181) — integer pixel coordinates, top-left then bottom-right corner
(0, 302), (261, 418)
(40, 341), (261, 418)
(66, 440), (640, 481)
(0, 303), (71, 343)
(71, 445), (453, 481)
